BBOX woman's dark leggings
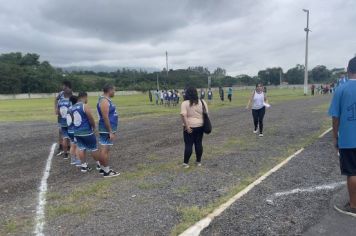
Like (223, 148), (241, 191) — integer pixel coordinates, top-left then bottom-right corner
(183, 126), (204, 164)
(252, 107), (266, 134)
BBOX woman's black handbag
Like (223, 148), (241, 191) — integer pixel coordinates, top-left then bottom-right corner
(201, 99), (212, 134)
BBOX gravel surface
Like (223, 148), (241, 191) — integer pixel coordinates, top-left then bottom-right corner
(202, 132), (344, 236)
(0, 95), (331, 236)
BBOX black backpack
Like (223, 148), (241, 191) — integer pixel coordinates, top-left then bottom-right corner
(201, 99), (212, 134)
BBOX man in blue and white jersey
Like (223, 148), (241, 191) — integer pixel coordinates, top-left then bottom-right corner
(72, 92), (101, 173)
(97, 84), (120, 178)
(57, 89), (72, 160)
(67, 95), (81, 166)
(54, 80), (72, 156)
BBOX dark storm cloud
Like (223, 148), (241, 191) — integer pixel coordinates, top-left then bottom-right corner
(0, 0), (355, 74)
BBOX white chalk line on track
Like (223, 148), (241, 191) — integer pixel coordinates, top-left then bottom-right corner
(34, 143), (56, 236)
(266, 181), (346, 205)
(179, 127), (333, 236)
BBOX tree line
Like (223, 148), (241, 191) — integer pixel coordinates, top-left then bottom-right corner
(0, 52), (345, 94)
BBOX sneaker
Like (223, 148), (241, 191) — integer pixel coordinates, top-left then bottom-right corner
(99, 169), (104, 175)
(56, 150), (64, 156)
(81, 166), (92, 173)
(334, 202), (356, 217)
(182, 163), (190, 169)
(63, 153), (69, 160)
(196, 162), (202, 167)
(75, 159), (82, 167)
(253, 129), (258, 134)
(96, 164), (101, 170)
(70, 157), (76, 165)
(259, 133), (264, 137)
(103, 170), (120, 178)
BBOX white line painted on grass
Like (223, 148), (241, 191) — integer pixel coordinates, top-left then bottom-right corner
(319, 127), (332, 138)
(179, 148), (304, 236)
(266, 181), (346, 205)
(34, 143), (56, 236)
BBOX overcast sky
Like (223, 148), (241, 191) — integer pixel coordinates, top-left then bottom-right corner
(0, 0), (355, 75)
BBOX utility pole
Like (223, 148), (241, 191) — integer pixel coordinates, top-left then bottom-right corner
(156, 73), (159, 90)
(208, 76), (211, 89)
(165, 51), (169, 78)
(303, 9), (310, 96)
(279, 69), (282, 87)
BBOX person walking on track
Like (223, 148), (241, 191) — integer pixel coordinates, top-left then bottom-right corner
(227, 86), (233, 102)
(246, 83), (268, 137)
(329, 57), (356, 216)
(72, 92), (101, 173)
(97, 84), (120, 178)
(180, 87), (208, 168)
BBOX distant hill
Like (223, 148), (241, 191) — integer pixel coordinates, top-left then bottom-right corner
(60, 65), (160, 73)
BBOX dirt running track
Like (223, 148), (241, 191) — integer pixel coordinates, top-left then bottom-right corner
(0, 95), (331, 235)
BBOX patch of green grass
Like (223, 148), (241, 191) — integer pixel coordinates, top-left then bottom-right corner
(0, 217), (33, 235)
(0, 88), (311, 122)
(173, 186), (191, 195)
(47, 179), (112, 219)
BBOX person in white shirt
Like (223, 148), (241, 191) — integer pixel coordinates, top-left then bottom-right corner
(246, 83), (268, 137)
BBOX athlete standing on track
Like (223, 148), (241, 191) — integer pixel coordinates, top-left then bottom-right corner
(246, 83), (268, 137)
(97, 84), (120, 178)
(57, 89), (72, 159)
(329, 57), (356, 216)
(54, 80), (72, 156)
(72, 92), (101, 173)
(67, 95), (81, 166)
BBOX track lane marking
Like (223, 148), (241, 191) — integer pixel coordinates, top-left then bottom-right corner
(34, 143), (56, 236)
(180, 127), (333, 236)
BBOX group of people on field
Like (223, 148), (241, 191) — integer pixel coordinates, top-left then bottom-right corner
(152, 89), (181, 106)
(55, 82), (120, 178)
(311, 83), (336, 95)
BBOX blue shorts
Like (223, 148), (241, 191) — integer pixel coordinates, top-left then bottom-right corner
(68, 132), (76, 144)
(99, 133), (114, 146)
(75, 134), (98, 152)
(61, 127), (70, 139)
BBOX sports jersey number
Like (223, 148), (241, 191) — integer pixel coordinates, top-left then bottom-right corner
(347, 103), (356, 121)
(66, 114), (73, 127)
(73, 111), (82, 126)
(59, 107), (68, 118)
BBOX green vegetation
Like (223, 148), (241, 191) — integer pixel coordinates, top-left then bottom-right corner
(47, 180), (112, 219)
(0, 52), (343, 94)
(0, 217), (33, 235)
(1, 88), (310, 122)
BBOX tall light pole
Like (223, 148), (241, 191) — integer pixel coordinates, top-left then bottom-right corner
(165, 51), (169, 78)
(303, 9), (310, 96)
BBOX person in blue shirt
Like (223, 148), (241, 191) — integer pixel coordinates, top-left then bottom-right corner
(97, 84), (120, 178)
(227, 87), (233, 102)
(54, 80), (72, 156)
(329, 57), (356, 216)
(67, 95), (81, 166)
(57, 89), (72, 160)
(72, 92), (101, 173)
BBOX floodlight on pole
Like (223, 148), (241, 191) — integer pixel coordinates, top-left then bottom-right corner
(303, 9), (310, 96)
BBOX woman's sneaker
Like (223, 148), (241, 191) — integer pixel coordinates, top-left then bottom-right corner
(99, 169), (105, 175)
(196, 162), (202, 167)
(259, 133), (264, 137)
(81, 166), (92, 173)
(103, 170), (120, 178)
(63, 153), (69, 159)
(96, 164), (101, 170)
(334, 202), (356, 217)
(182, 163), (190, 169)
(253, 129), (258, 134)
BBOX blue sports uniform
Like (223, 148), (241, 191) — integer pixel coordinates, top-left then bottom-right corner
(97, 96), (119, 145)
(56, 91), (65, 125)
(72, 102), (98, 152)
(58, 98), (72, 139)
(66, 105), (76, 143)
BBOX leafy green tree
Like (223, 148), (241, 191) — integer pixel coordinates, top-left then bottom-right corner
(285, 64), (304, 84)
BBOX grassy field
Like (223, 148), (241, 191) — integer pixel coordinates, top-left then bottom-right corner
(0, 88), (309, 122)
